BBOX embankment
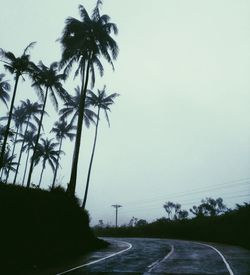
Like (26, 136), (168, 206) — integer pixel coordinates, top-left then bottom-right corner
(0, 183), (107, 274)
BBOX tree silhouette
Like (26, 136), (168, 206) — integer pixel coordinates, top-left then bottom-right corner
(59, 1), (118, 196)
(190, 197), (228, 217)
(50, 119), (76, 189)
(0, 73), (11, 108)
(0, 125), (14, 152)
(18, 131), (37, 185)
(33, 138), (59, 188)
(59, 86), (96, 127)
(82, 86), (119, 208)
(0, 105), (36, 182)
(0, 42), (36, 170)
(26, 62), (67, 188)
(0, 150), (17, 182)
(163, 201), (175, 220)
(13, 100), (43, 184)
(178, 210), (189, 220)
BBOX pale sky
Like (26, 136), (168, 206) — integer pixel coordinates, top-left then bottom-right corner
(0, 0), (250, 226)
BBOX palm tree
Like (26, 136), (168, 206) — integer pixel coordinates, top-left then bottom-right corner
(0, 125), (14, 154)
(19, 130), (36, 185)
(0, 106), (36, 182)
(50, 119), (76, 189)
(0, 73), (11, 108)
(59, 1), (118, 196)
(26, 62), (68, 188)
(34, 138), (59, 188)
(0, 42), (36, 170)
(13, 100), (43, 184)
(59, 86), (97, 127)
(82, 86), (119, 208)
(0, 150), (17, 182)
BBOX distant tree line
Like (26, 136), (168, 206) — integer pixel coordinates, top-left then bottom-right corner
(163, 197), (228, 220)
(94, 197), (250, 249)
(0, 0), (119, 208)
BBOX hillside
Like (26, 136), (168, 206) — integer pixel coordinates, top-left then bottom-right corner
(0, 183), (107, 274)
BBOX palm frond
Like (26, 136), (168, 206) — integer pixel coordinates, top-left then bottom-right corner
(23, 41), (37, 55)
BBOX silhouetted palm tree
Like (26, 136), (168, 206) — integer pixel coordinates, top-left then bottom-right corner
(0, 42), (36, 170)
(34, 138), (59, 188)
(59, 1), (118, 196)
(13, 100), (43, 184)
(50, 119), (76, 189)
(0, 150), (17, 182)
(0, 73), (11, 108)
(82, 86), (119, 208)
(19, 131), (36, 185)
(59, 86), (96, 127)
(0, 106), (36, 182)
(26, 62), (67, 187)
(0, 125), (14, 152)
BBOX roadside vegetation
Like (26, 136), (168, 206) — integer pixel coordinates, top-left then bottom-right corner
(0, 183), (108, 273)
(94, 198), (250, 249)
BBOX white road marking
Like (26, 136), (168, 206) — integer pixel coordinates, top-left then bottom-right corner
(147, 259), (160, 269)
(195, 242), (234, 275)
(147, 244), (174, 273)
(56, 241), (132, 275)
(162, 244), (175, 262)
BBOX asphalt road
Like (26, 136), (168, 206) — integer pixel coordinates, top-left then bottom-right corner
(37, 238), (250, 275)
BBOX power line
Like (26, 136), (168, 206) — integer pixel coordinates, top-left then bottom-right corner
(125, 186), (250, 208)
(121, 179), (250, 206)
(121, 194), (250, 214)
(147, 177), (250, 198)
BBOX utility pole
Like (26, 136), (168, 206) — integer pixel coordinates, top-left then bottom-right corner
(112, 204), (122, 228)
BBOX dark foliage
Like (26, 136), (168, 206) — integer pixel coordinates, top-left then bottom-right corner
(95, 203), (250, 250)
(0, 184), (108, 274)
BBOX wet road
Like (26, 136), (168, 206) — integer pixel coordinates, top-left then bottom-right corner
(40, 238), (250, 275)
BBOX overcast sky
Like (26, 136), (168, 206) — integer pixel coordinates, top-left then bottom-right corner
(1, 0), (250, 225)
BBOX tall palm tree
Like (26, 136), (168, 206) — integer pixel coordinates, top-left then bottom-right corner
(13, 100), (43, 184)
(82, 86), (119, 208)
(0, 73), (11, 108)
(59, 86), (97, 127)
(34, 138), (59, 188)
(19, 130), (37, 185)
(50, 119), (76, 189)
(26, 62), (68, 188)
(0, 42), (36, 170)
(0, 106), (36, 182)
(59, 1), (118, 196)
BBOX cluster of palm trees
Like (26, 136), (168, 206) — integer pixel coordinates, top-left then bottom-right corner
(0, 1), (119, 208)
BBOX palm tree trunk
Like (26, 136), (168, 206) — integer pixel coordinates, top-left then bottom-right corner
(0, 74), (20, 171)
(13, 115), (31, 185)
(22, 148), (30, 186)
(0, 167), (4, 181)
(26, 87), (49, 188)
(67, 58), (91, 197)
(38, 164), (45, 188)
(82, 107), (100, 209)
(51, 137), (63, 189)
(5, 126), (19, 183)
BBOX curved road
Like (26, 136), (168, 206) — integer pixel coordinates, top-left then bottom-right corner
(37, 238), (250, 275)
